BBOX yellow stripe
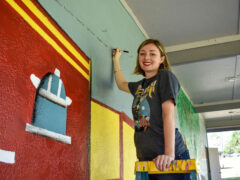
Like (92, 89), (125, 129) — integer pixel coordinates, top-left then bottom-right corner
(22, 0), (90, 71)
(6, 0), (89, 81)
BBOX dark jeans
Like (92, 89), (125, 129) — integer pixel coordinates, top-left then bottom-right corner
(148, 150), (191, 180)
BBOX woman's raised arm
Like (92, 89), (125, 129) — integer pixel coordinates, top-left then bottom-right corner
(112, 48), (130, 93)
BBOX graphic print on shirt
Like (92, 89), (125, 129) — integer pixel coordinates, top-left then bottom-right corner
(132, 80), (157, 131)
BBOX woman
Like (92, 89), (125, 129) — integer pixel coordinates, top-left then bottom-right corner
(112, 39), (190, 180)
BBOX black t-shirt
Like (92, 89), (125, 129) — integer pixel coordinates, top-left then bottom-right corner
(128, 69), (187, 161)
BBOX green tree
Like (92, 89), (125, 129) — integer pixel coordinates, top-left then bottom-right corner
(230, 131), (240, 153)
(223, 131), (240, 154)
(223, 143), (233, 154)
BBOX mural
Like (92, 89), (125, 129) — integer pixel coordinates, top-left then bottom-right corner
(177, 90), (209, 179)
(0, 0), (209, 179)
(26, 68), (72, 144)
(90, 99), (137, 180)
(0, 0), (90, 179)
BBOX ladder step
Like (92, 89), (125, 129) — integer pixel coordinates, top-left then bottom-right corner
(135, 159), (198, 174)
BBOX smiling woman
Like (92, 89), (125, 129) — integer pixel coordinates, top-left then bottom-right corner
(112, 39), (190, 180)
(134, 39), (172, 77)
(137, 44), (165, 79)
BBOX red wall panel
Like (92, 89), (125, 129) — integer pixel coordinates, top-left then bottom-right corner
(0, 1), (90, 179)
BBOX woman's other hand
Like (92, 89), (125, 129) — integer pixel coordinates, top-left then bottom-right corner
(153, 154), (175, 171)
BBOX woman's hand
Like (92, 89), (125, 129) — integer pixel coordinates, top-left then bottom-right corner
(112, 48), (122, 61)
(112, 48), (130, 93)
(153, 154), (175, 171)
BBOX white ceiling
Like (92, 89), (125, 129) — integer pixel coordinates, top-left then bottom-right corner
(124, 0), (239, 45)
(123, 0), (240, 131)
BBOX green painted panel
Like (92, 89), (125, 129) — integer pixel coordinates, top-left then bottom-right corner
(177, 89), (209, 179)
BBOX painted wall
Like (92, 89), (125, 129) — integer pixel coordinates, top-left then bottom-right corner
(37, 0), (146, 179)
(38, 0), (145, 118)
(177, 90), (209, 179)
(0, 0), (90, 179)
(0, 0), (209, 179)
(91, 99), (137, 180)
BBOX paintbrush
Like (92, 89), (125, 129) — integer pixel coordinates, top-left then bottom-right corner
(112, 48), (129, 53)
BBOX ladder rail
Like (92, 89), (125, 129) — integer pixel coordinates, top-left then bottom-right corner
(135, 159), (198, 174)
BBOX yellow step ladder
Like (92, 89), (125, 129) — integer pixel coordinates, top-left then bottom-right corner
(135, 159), (198, 180)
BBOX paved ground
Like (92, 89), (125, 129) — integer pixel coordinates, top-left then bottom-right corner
(222, 178), (240, 180)
(220, 156), (240, 179)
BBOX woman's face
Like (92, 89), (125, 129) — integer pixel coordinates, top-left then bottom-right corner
(138, 43), (165, 76)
